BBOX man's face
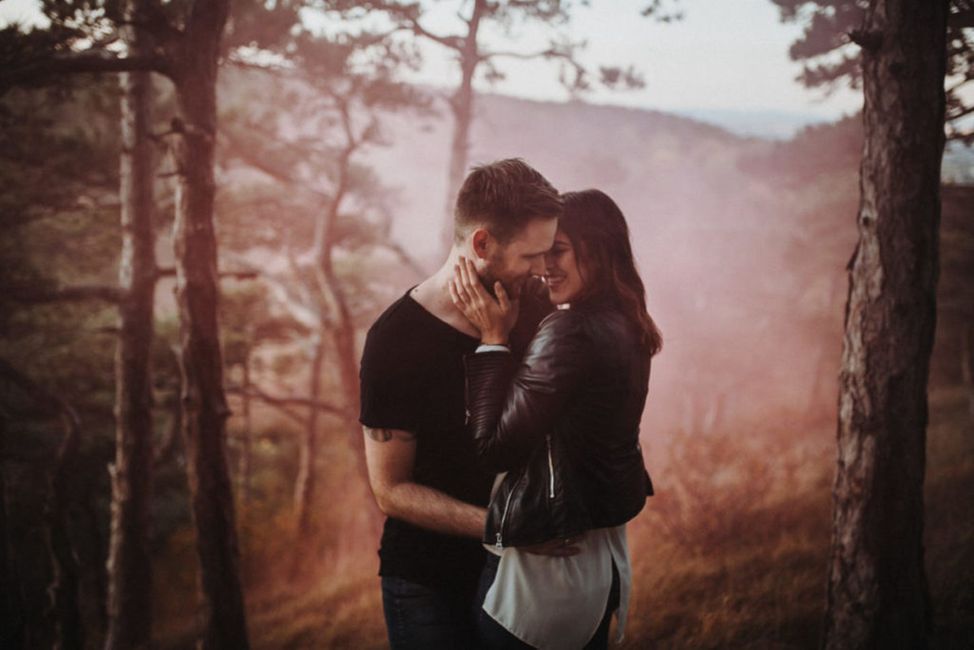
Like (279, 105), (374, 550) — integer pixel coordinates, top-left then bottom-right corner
(481, 217), (558, 297)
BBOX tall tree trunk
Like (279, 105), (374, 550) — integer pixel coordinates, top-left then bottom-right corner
(0, 360), (85, 650)
(823, 1), (946, 648)
(962, 324), (974, 419)
(313, 148), (360, 431)
(0, 413), (25, 650)
(294, 336), (325, 542)
(80, 473), (108, 634)
(291, 109), (380, 554)
(807, 273), (845, 418)
(170, 1), (249, 647)
(317, 146), (372, 492)
(47, 407), (84, 650)
(104, 4), (156, 646)
(236, 355), (253, 576)
(239, 354), (253, 511)
(294, 137), (368, 548)
(438, 0), (486, 257)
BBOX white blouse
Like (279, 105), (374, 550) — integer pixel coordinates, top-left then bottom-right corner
(472, 343), (635, 649)
(481, 524), (633, 650)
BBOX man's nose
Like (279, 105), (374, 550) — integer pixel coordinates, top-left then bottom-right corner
(543, 252), (555, 273)
(530, 256), (546, 276)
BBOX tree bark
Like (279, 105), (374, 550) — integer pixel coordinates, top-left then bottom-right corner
(292, 111), (371, 545)
(312, 139), (359, 428)
(46, 406), (84, 650)
(807, 273), (845, 418)
(294, 336), (325, 542)
(823, 1), (947, 648)
(170, 1), (249, 647)
(239, 355), (253, 511)
(79, 473), (108, 634)
(438, 0), (486, 257)
(0, 360), (84, 650)
(104, 3), (157, 646)
(962, 324), (974, 419)
(0, 413), (25, 650)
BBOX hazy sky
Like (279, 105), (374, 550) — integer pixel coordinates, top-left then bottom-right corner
(1, 0), (864, 120)
(398, 0), (863, 119)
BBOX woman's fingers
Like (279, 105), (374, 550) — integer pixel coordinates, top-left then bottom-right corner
(458, 257), (493, 311)
(456, 256), (470, 289)
(456, 256), (510, 317)
(495, 281), (510, 312)
(462, 257), (484, 296)
(452, 265), (471, 303)
(448, 278), (462, 306)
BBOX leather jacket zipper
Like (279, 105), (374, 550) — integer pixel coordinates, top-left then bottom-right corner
(546, 434), (555, 499)
(496, 471), (524, 548)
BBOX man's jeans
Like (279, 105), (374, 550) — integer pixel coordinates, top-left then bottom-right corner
(381, 576), (478, 649)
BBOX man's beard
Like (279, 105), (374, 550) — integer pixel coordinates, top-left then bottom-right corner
(480, 267), (523, 299)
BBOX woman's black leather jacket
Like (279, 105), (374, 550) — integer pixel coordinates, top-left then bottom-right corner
(464, 298), (654, 548)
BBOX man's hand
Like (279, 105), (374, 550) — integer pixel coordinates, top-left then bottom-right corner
(449, 256), (519, 345)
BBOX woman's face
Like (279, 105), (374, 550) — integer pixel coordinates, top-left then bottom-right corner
(544, 230), (586, 304)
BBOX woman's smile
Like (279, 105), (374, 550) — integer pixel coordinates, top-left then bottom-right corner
(544, 274), (565, 289)
(544, 231), (585, 304)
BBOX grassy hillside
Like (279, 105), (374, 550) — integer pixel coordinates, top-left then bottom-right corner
(151, 81), (974, 648)
(151, 388), (971, 649)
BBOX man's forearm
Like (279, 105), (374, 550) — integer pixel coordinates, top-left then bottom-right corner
(378, 482), (486, 539)
(363, 426), (486, 539)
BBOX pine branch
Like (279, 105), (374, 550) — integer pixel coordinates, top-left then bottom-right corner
(154, 267), (259, 280)
(481, 47), (558, 61)
(2, 51), (168, 90)
(405, 16), (463, 51)
(949, 8), (974, 28)
(947, 102), (974, 122)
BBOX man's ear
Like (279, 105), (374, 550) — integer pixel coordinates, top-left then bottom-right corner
(471, 228), (492, 260)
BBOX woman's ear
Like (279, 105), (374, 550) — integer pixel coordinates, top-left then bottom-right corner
(471, 228), (492, 260)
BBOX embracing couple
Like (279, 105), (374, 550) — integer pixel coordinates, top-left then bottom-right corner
(360, 158), (661, 650)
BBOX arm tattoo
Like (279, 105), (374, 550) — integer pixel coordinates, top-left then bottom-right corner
(364, 427), (416, 443)
(366, 427), (393, 442)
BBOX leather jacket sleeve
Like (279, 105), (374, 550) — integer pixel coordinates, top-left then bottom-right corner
(464, 310), (589, 473)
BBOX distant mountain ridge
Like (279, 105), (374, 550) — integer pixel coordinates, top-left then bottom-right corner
(360, 90), (972, 261)
(673, 107), (840, 140)
(364, 91), (766, 259)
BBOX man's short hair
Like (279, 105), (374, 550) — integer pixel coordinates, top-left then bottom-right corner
(454, 158), (562, 243)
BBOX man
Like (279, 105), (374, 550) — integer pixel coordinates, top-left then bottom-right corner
(359, 158), (562, 648)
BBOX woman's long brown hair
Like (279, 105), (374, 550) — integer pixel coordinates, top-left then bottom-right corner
(559, 189), (662, 356)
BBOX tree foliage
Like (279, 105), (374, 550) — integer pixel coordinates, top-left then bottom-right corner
(771, 0), (974, 141)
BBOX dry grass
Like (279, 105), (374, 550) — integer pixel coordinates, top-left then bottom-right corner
(154, 389), (973, 649)
(622, 488), (830, 649)
(248, 563), (386, 650)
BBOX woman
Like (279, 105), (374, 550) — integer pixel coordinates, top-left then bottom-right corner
(450, 189), (662, 649)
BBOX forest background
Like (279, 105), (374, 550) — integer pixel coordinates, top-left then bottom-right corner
(1, 0), (972, 648)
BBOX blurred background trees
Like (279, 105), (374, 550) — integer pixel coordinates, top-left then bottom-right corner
(0, 0), (972, 648)
(330, 0), (650, 255)
(771, 0), (973, 141)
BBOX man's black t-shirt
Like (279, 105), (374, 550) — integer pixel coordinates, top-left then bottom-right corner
(359, 281), (551, 595)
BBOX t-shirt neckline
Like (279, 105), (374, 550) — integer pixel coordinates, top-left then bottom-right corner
(404, 286), (480, 343)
